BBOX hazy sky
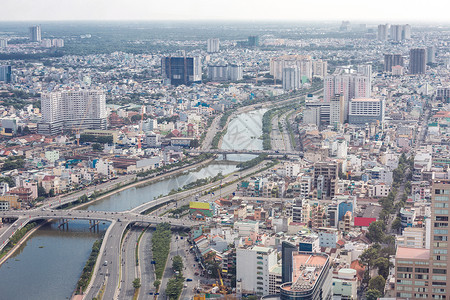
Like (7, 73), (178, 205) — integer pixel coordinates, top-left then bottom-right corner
(1, 0), (449, 23)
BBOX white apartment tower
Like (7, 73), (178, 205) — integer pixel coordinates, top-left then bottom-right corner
(207, 38), (220, 53)
(236, 246), (278, 296)
(38, 90), (107, 135)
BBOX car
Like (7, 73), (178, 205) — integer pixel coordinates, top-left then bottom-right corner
(186, 278), (193, 282)
(103, 261), (108, 266)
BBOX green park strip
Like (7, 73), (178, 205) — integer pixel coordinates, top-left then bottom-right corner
(152, 223), (172, 280)
(135, 226), (149, 266)
(75, 238), (103, 294)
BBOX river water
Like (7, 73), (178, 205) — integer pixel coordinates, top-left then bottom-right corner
(0, 108), (266, 299)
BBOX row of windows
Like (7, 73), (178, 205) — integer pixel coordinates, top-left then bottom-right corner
(435, 189), (450, 195)
(435, 196), (449, 201)
(435, 210), (449, 215)
(435, 203), (449, 208)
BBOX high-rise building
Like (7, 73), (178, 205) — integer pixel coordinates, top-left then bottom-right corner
(390, 25), (403, 42)
(282, 67), (301, 91)
(0, 39), (7, 48)
(270, 55), (316, 81)
(161, 56), (202, 86)
(0, 65), (12, 83)
(403, 24), (411, 39)
(37, 90), (107, 135)
(236, 246), (277, 296)
(427, 46), (436, 63)
(436, 87), (450, 102)
(324, 70), (371, 119)
(348, 98), (385, 125)
(409, 48), (427, 74)
(29, 25), (41, 42)
(313, 162), (338, 199)
(207, 38), (220, 53)
(384, 54), (404, 72)
(312, 60), (328, 78)
(377, 24), (389, 41)
(394, 179), (450, 299)
(248, 36), (259, 47)
(207, 64), (243, 82)
(329, 94), (345, 127)
(279, 252), (332, 300)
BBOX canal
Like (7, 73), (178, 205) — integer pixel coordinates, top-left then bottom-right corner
(0, 108), (266, 299)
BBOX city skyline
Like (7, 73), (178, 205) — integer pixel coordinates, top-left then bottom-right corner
(1, 0), (450, 23)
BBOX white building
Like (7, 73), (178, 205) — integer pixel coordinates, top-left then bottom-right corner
(0, 39), (8, 48)
(37, 90), (107, 135)
(207, 64), (243, 82)
(348, 98), (385, 125)
(207, 38), (220, 53)
(236, 246), (278, 296)
(396, 226), (427, 249)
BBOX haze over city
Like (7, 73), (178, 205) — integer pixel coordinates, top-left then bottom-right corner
(1, 0), (450, 22)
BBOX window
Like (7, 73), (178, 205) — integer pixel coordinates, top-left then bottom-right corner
(414, 287), (428, 292)
(435, 210), (449, 215)
(397, 280), (413, 285)
(432, 275), (447, 281)
(415, 268), (430, 273)
(435, 203), (449, 208)
(433, 269), (447, 274)
(435, 189), (450, 195)
(434, 236), (448, 241)
(433, 256), (447, 261)
(415, 274), (428, 280)
(399, 273), (413, 278)
(435, 196), (449, 201)
(434, 229), (448, 235)
(433, 249), (448, 254)
(436, 216), (449, 221)
(398, 267), (413, 272)
(433, 242), (448, 248)
(432, 288), (446, 293)
(432, 282), (447, 286)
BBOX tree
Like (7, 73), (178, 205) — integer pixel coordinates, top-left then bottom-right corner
(0, 176), (15, 187)
(132, 278), (141, 289)
(374, 257), (390, 279)
(392, 217), (402, 232)
(366, 221), (386, 243)
(359, 243), (381, 273)
(369, 275), (386, 294)
(153, 279), (161, 290)
(366, 289), (382, 300)
(172, 255), (184, 273)
(48, 188), (55, 197)
(38, 185), (47, 198)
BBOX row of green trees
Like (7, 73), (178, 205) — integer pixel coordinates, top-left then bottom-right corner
(152, 223), (172, 279)
(75, 239), (102, 293)
(1, 156), (25, 171)
(359, 243), (396, 300)
(165, 255), (185, 300)
(0, 222), (38, 259)
(136, 154), (213, 178)
(236, 154), (267, 170)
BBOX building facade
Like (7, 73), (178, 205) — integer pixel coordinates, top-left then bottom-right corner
(161, 56), (202, 86)
(409, 48), (427, 75)
(37, 90), (107, 135)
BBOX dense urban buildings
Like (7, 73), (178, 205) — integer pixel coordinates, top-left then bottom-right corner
(0, 18), (449, 300)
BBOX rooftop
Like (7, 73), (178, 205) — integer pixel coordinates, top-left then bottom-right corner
(284, 252), (328, 292)
(396, 247), (430, 260)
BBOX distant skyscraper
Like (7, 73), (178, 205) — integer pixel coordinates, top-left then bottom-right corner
(409, 48), (427, 74)
(0, 39), (7, 48)
(0, 65), (12, 83)
(29, 25), (41, 42)
(384, 54), (404, 72)
(161, 56), (202, 86)
(282, 67), (301, 91)
(247, 36), (259, 47)
(427, 46), (436, 63)
(324, 69), (371, 119)
(270, 55), (316, 81)
(329, 94), (345, 127)
(390, 25), (403, 41)
(377, 24), (389, 41)
(207, 38), (220, 53)
(403, 24), (411, 39)
(207, 64), (242, 82)
(37, 90), (107, 135)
